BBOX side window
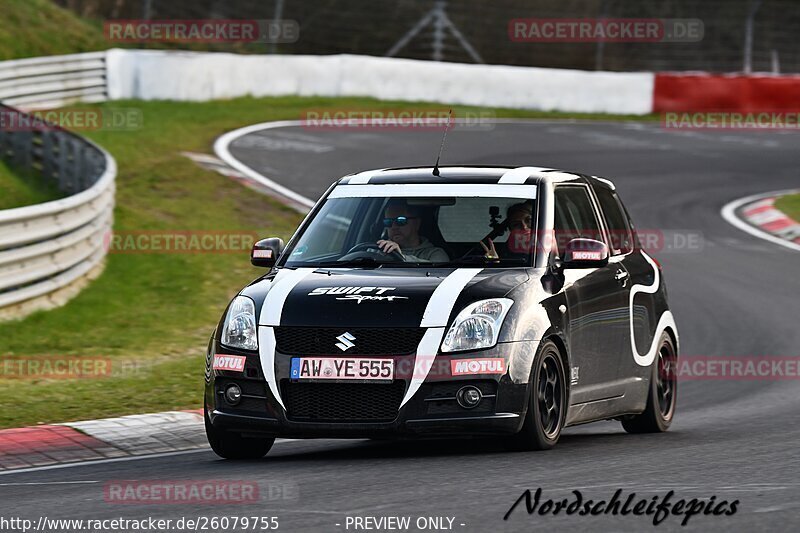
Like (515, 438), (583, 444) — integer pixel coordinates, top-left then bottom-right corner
(553, 186), (604, 256)
(594, 187), (634, 255)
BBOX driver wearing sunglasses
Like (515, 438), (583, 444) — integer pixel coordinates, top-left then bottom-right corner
(377, 200), (449, 262)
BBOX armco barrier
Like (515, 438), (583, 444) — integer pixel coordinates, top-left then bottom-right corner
(0, 51), (108, 110)
(0, 104), (115, 320)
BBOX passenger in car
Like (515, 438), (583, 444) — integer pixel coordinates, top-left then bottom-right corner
(480, 202), (534, 260)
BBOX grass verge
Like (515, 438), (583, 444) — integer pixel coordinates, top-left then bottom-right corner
(0, 97), (651, 429)
(0, 160), (63, 210)
(0, 0), (109, 60)
(774, 193), (800, 222)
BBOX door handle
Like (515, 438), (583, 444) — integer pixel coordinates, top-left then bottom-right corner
(615, 269), (629, 283)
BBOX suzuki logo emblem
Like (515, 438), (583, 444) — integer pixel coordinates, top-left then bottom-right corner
(335, 332), (356, 352)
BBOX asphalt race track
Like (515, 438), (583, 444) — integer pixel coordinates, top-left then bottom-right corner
(3, 121), (799, 531)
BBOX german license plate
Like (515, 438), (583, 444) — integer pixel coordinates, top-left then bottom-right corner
(290, 357), (394, 382)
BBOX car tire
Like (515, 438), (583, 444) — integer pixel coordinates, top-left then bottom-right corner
(509, 339), (567, 451)
(621, 332), (677, 434)
(205, 411), (275, 459)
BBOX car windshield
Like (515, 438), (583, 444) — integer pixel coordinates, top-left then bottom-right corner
(282, 191), (538, 268)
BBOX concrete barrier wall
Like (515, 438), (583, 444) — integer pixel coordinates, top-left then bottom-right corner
(654, 73), (800, 113)
(106, 49), (656, 115)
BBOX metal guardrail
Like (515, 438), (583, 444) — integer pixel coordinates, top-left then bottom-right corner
(0, 101), (115, 317)
(0, 51), (108, 110)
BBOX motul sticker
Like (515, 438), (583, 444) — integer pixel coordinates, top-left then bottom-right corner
(212, 354), (247, 372)
(451, 358), (507, 376)
(572, 251), (603, 261)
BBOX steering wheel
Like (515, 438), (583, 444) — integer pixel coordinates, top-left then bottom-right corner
(339, 242), (405, 262)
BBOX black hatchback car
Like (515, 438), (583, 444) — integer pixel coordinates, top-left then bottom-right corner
(205, 166), (679, 458)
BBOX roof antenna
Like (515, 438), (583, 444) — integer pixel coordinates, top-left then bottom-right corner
(432, 109), (453, 177)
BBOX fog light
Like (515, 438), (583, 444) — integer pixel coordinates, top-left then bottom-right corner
(224, 384), (242, 405)
(456, 386), (482, 409)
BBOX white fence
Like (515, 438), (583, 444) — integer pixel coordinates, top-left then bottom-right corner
(106, 50), (655, 115)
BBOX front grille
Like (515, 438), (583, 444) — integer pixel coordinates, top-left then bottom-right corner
(274, 327), (425, 355)
(281, 380), (406, 422)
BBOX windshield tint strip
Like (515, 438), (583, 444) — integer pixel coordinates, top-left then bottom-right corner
(329, 184), (537, 199)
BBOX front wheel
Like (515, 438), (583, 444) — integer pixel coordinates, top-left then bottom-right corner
(510, 340), (567, 451)
(205, 411), (274, 459)
(621, 332), (677, 434)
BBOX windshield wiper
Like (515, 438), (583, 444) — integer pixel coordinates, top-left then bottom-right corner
(313, 257), (404, 268)
(427, 257), (528, 267)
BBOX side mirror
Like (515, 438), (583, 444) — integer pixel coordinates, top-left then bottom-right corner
(561, 238), (609, 269)
(251, 238), (284, 268)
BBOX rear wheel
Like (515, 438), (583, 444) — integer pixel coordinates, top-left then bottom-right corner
(621, 333), (677, 434)
(205, 411), (274, 459)
(510, 340), (566, 451)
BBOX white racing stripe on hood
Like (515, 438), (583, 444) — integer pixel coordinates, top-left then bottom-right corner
(401, 268), (483, 407)
(260, 268), (317, 326)
(630, 252), (678, 366)
(259, 267), (317, 410)
(420, 268), (483, 327)
(258, 326), (284, 409)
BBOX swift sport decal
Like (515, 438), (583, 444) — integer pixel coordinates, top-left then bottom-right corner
(308, 286), (410, 303)
(400, 268), (483, 407)
(336, 294), (410, 303)
(630, 252), (678, 367)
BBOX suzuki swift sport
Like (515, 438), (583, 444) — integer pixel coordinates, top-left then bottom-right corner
(204, 166), (679, 458)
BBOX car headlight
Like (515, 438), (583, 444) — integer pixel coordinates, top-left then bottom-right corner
(221, 296), (258, 350)
(441, 299), (513, 353)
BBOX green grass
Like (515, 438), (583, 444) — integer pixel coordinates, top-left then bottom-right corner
(0, 96), (652, 429)
(0, 0), (320, 60)
(774, 193), (800, 222)
(0, 159), (63, 209)
(0, 0), (108, 60)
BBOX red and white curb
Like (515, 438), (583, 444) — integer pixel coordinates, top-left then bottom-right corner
(0, 410), (206, 471)
(721, 190), (800, 252)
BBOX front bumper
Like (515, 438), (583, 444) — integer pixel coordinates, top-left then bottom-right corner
(205, 339), (535, 439)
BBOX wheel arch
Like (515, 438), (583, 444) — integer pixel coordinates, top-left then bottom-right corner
(542, 331), (571, 398)
(663, 325), (679, 357)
